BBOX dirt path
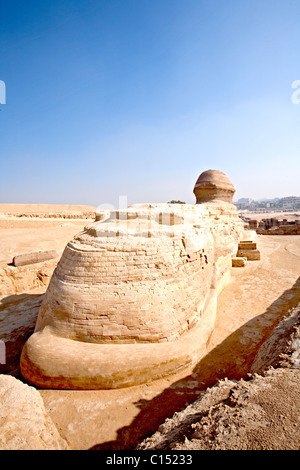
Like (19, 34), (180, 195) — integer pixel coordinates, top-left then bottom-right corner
(204, 236), (300, 382)
(35, 235), (300, 450)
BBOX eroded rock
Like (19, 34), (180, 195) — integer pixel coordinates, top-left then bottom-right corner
(0, 374), (68, 450)
(193, 169), (236, 204)
(20, 171), (255, 390)
(13, 250), (58, 267)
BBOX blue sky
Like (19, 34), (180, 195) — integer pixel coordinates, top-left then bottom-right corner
(0, 0), (300, 207)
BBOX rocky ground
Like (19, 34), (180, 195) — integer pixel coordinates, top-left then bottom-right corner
(238, 210), (300, 222)
(0, 205), (299, 450)
(137, 303), (300, 450)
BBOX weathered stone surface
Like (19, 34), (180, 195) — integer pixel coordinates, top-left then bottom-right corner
(13, 250), (58, 267)
(249, 220), (258, 229)
(20, 290), (218, 389)
(95, 209), (110, 222)
(20, 171), (250, 390)
(238, 241), (257, 250)
(0, 374), (68, 450)
(241, 215), (300, 235)
(232, 256), (247, 267)
(236, 239), (261, 260)
(237, 248), (261, 260)
(258, 225), (300, 235)
(0, 261), (56, 298)
(193, 170), (236, 204)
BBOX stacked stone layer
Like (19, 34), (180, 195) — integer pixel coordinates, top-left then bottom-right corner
(34, 203), (243, 347)
(20, 182), (247, 389)
(193, 170), (236, 204)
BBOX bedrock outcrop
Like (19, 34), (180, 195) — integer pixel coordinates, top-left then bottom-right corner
(0, 375), (68, 450)
(20, 171), (251, 390)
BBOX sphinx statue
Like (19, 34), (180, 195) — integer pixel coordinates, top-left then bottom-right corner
(20, 170), (251, 389)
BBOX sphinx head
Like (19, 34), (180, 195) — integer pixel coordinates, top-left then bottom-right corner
(193, 169), (236, 204)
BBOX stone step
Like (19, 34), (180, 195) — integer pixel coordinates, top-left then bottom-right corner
(237, 249), (261, 260)
(238, 241), (257, 250)
(232, 256), (247, 267)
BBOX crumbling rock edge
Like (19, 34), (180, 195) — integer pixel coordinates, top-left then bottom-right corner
(137, 303), (300, 451)
(0, 374), (69, 450)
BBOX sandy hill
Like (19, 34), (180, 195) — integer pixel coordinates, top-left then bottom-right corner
(0, 204), (96, 218)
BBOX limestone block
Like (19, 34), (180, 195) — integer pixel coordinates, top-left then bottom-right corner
(0, 260), (57, 297)
(13, 250), (58, 267)
(238, 241), (257, 250)
(239, 230), (257, 242)
(0, 375), (68, 450)
(94, 209), (110, 222)
(249, 220), (258, 229)
(232, 256), (247, 267)
(237, 249), (261, 260)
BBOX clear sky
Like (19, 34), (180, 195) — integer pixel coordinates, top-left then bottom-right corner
(0, 0), (300, 208)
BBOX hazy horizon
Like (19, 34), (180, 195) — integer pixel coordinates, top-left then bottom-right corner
(1, 1), (300, 208)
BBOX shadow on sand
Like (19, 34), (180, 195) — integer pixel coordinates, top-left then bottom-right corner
(90, 277), (300, 450)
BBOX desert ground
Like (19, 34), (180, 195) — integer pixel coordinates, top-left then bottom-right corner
(0, 205), (299, 450)
(239, 210), (300, 222)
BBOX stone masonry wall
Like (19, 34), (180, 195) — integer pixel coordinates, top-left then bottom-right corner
(34, 203), (243, 345)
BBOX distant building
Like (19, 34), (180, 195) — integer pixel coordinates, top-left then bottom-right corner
(279, 196), (300, 210)
(235, 198), (252, 210)
(234, 196), (300, 212)
(237, 198), (252, 204)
